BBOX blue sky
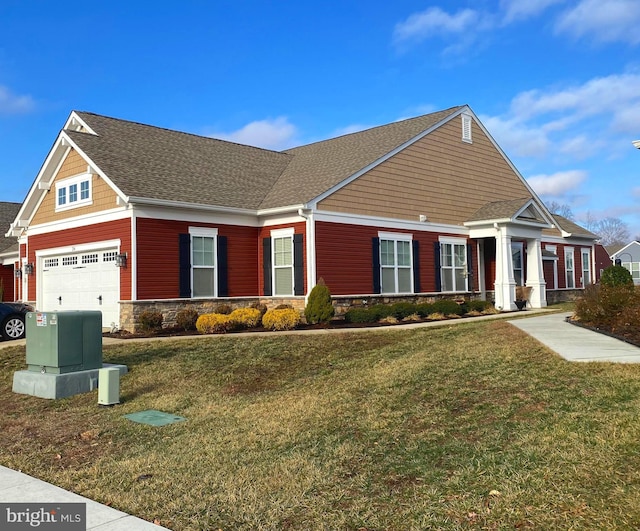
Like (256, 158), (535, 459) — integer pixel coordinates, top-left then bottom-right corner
(1, 0), (639, 237)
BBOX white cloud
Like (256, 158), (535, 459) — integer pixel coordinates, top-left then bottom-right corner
(0, 85), (35, 114)
(555, 0), (640, 45)
(393, 7), (483, 45)
(500, 0), (565, 23)
(527, 170), (587, 196)
(212, 117), (298, 150)
(481, 115), (551, 158)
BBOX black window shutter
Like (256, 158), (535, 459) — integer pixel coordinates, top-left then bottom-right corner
(293, 234), (304, 296)
(217, 235), (228, 297)
(466, 243), (473, 291)
(372, 237), (381, 294)
(412, 240), (421, 293)
(434, 241), (442, 292)
(179, 233), (191, 298)
(263, 237), (272, 296)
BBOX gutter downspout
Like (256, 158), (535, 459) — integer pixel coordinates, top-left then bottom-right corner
(298, 208), (316, 301)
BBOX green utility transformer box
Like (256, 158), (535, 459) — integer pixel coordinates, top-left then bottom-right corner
(25, 311), (102, 374)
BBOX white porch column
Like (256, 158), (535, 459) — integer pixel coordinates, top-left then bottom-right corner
(526, 238), (547, 308)
(494, 228), (516, 311)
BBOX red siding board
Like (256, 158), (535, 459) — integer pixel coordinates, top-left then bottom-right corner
(315, 221), (476, 295)
(136, 218), (260, 299)
(0, 266), (14, 301)
(27, 219), (132, 301)
(258, 222), (306, 295)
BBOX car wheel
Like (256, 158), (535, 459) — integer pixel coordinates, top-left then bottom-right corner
(2, 315), (25, 340)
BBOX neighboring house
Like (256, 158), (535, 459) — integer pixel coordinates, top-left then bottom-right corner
(6, 106), (598, 329)
(610, 241), (640, 285)
(0, 202), (20, 301)
(594, 242), (613, 281)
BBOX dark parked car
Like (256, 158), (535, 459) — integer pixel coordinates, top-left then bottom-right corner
(0, 302), (33, 340)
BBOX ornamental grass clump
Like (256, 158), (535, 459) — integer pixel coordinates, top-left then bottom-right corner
(261, 308), (301, 331)
(196, 313), (233, 334)
(137, 310), (163, 332)
(176, 308), (199, 331)
(304, 278), (335, 324)
(229, 307), (262, 329)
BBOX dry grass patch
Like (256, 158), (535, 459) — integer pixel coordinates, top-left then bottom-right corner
(2, 320), (640, 529)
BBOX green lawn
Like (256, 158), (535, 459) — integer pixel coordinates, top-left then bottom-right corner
(2, 316), (640, 530)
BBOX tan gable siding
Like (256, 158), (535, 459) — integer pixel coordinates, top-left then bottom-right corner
(31, 149), (118, 225)
(318, 117), (533, 225)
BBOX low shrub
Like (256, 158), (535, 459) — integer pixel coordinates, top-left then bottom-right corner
(575, 284), (638, 328)
(431, 299), (464, 316)
(416, 303), (434, 317)
(229, 307), (262, 329)
(213, 303), (233, 315)
(137, 310), (163, 331)
(370, 304), (393, 320)
(344, 308), (377, 323)
(601, 265), (634, 289)
(176, 308), (199, 331)
(389, 302), (417, 319)
(196, 313), (233, 334)
(304, 279), (335, 324)
(262, 308), (301, 331)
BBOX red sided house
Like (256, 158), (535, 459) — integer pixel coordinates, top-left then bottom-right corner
(1, 202), (21, 301)
(5, 106), (598, 330)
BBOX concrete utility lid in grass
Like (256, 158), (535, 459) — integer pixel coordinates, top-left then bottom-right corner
(124, 410), (187, 426)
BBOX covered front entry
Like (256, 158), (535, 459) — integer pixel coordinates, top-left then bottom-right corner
(38, 243), (121, 328)
(466, 198), (552, 311)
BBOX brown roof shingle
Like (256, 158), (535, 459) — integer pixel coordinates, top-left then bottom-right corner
(0, 202), (20, 255)
(69, 107), (464, 211)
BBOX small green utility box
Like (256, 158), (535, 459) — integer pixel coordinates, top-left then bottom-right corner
(25, 311), (102, 374)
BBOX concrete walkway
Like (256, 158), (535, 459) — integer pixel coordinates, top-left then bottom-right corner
(0, 466), (170, 530)
(508, 311), (640, 363)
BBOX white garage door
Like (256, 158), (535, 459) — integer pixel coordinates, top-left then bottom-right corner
(40, 249), (120, 328)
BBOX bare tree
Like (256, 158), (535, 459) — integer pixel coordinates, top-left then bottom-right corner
(593, 217), (631, 246)
(546, 201), (574, 220)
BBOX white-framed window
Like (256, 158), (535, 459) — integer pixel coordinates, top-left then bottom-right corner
(55, 173), (92, 211)
(565, 247), (575, 288)
(511, 242), (524, 286)
(379, 232), (413, 294)
(440, 237), (467, 292)
(581, 248), (591, 286)
(190, 227), (217, 297)
(622, 262), (640, 281)
(461, 114), (472, 143)
(272, 228), (294, 296)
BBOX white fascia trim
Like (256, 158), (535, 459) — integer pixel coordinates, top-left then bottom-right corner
(25, 208), (131, 236)
(35, 239), (121, 258)
(1, 253), (19, 265)
(612, 241), (640, 257)
(132, 203), (259, 227)
(128, 196), (257, 216)
(314, 210), (469, 235)
(514, 198), (555, 226)
(64, 111), (98, 135)
(308, 108), (468, 206)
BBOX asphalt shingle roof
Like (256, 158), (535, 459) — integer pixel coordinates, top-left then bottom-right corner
(551, 214), (598, 239)
(69, 107), (464, 211)
(69, 113), (292, 210)
(0, 202), (20, 255)
(466, 198), (534, 223)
